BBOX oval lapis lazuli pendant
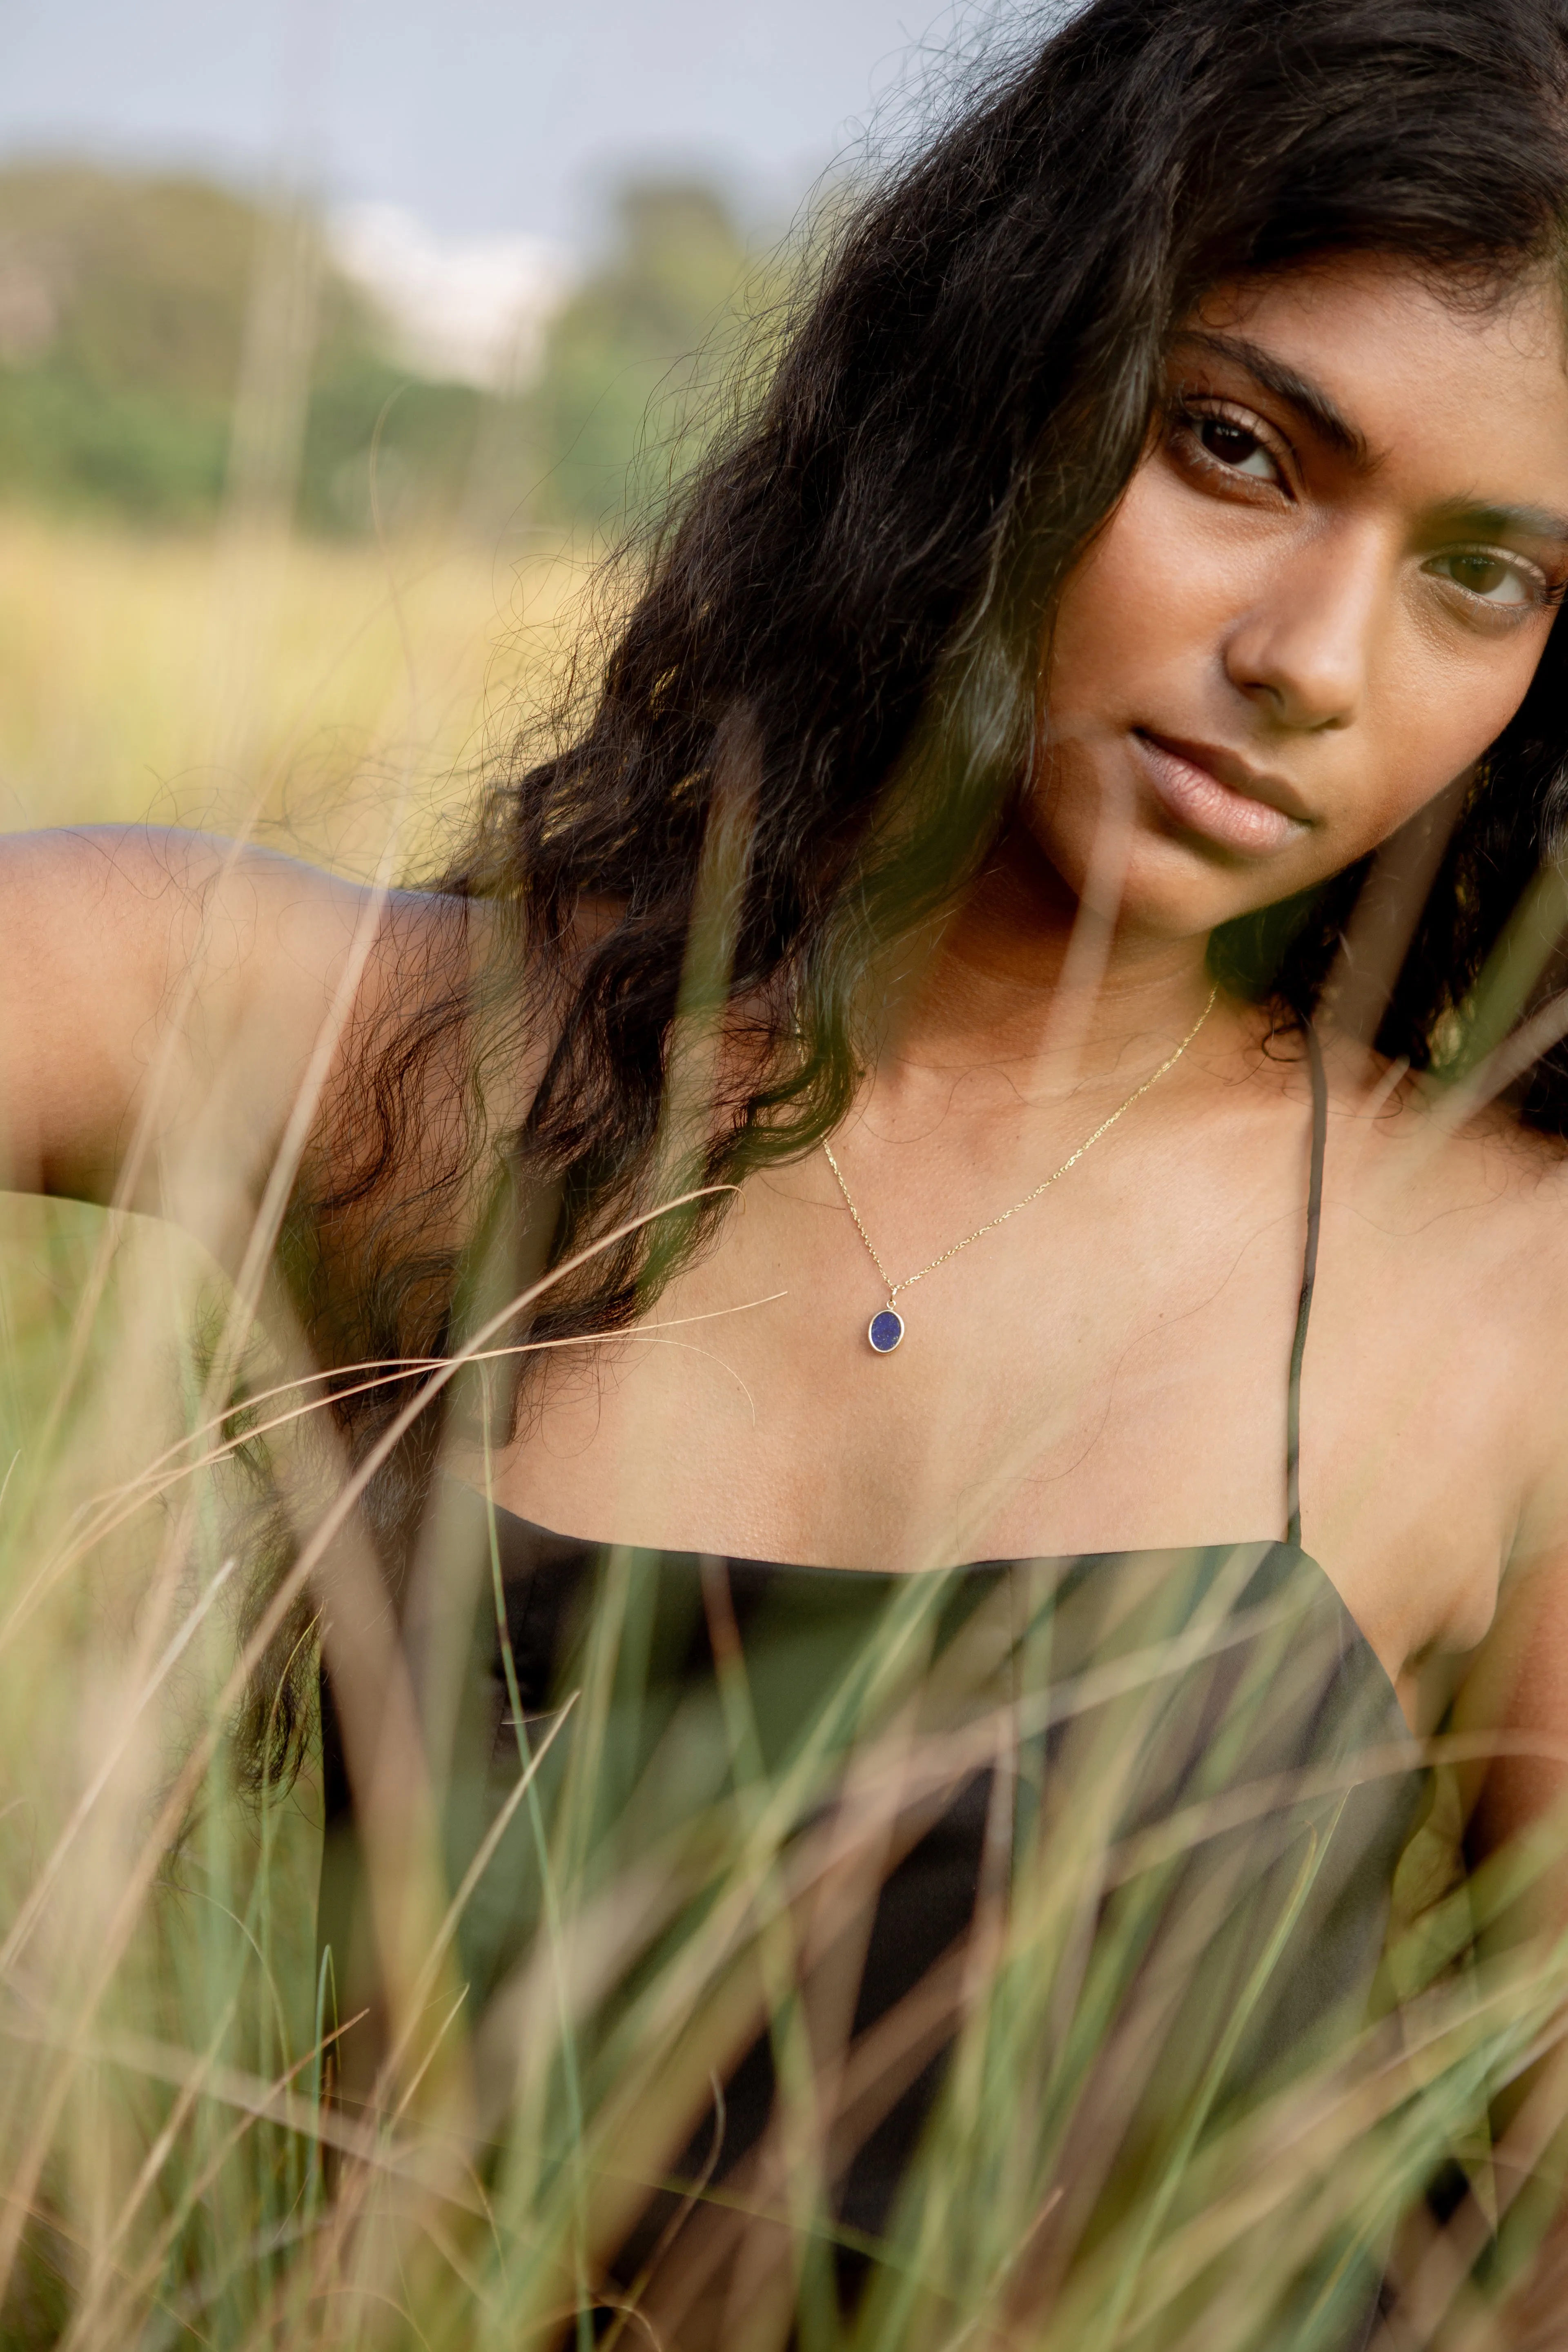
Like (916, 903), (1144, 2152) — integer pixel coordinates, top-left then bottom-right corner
(868, 1307), (905, 1354)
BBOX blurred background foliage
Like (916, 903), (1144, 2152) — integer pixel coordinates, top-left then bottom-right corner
(528, 180), (775, 526)
(0, 160), (772, 539)
(0, 157), (791, 847)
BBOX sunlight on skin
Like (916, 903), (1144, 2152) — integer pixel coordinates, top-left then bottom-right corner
(11, 257), (1567, 1722)
(958, 253), (1568, 1022)
(8, 255), (1568, 2352)
(501, 256), (1568, 1759)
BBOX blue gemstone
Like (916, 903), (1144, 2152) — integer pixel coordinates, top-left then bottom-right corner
(868, 1309), (905, 1354)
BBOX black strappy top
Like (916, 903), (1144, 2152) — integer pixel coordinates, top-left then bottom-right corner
(318, 1029), (1425, 2349)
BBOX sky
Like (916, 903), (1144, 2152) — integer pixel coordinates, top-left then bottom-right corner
(0, 0), (1020, 252)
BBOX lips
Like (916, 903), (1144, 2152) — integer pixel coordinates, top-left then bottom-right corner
(1131, 730), (1310, 857)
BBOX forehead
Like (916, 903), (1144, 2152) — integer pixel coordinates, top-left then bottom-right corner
(1186, 253), (1568, 506)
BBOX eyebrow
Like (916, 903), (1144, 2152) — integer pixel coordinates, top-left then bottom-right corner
(1431, 499), (1568, 550)
(1170, 330), (1568, 547)
(1169, 329), (1371, 465)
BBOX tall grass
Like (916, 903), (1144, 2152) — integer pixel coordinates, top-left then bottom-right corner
(1, 508), (1567, 2351)
(2, 1178), (1568, 2350)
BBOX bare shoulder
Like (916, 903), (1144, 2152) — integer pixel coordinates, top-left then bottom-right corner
(1454, 1106), (1568, 1555)
(1326, 1034), (1568, 1236)
(0, 822), (471, 1216)
(2, 822), (392, 1013)
(1307, 1028), (1568, 1392)
(1334, 1045), (1568, 1534)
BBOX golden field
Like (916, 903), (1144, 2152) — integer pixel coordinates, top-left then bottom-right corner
(0, 508), (588, 863)
(0, 507), (1561, 2351)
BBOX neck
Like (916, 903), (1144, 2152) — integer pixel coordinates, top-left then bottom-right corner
(883, 822), (1218, 1087)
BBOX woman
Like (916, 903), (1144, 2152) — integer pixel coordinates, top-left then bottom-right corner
(11, 0), (1568, 2341)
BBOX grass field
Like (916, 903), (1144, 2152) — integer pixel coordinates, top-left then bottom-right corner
(1, 509), (1567, 2349)
(0, 508), (588, 863)
(0, 505), (560, 2347)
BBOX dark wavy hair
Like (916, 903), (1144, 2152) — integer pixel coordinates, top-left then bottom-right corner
(274, 0), (1568, 1756)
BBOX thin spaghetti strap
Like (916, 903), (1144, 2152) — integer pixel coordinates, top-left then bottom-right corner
(1285, 1020), (1327, 1548)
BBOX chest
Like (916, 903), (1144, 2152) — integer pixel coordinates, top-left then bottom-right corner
(494, 1109), (1544, 1677)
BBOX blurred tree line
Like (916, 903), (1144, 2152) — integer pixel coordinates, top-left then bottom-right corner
(0, 163), (774, 538)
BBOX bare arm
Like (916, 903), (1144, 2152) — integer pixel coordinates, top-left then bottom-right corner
(1445, 1477), (1568, 2337)
(0, 826), (399, 1267)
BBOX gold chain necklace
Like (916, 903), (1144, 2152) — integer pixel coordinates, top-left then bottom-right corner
(821, 984), (1219, 1354)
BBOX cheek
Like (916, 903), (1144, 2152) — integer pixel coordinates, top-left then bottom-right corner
(1047, 466), (1239, 713)
(1350, 636), (1547, 847)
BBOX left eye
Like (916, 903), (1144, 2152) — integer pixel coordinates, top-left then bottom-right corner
(1430, 551), (1535, 606)
(1196, 416), (1279, 480)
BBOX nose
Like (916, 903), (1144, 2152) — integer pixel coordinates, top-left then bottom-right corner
(1222, 526), (1384, 732)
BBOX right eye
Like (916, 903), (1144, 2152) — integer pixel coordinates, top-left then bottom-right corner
(1193, 414), (1281, 482)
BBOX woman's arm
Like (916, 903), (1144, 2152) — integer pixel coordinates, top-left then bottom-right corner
(1448, 1492), (1568, 2336)
(0, 825), (396, 1264)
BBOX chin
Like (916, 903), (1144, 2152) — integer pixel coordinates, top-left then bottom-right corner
(1067, 829), (1271, 942)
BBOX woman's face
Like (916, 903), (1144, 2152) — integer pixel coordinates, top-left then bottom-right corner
(1033, 252), (1568, 939)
